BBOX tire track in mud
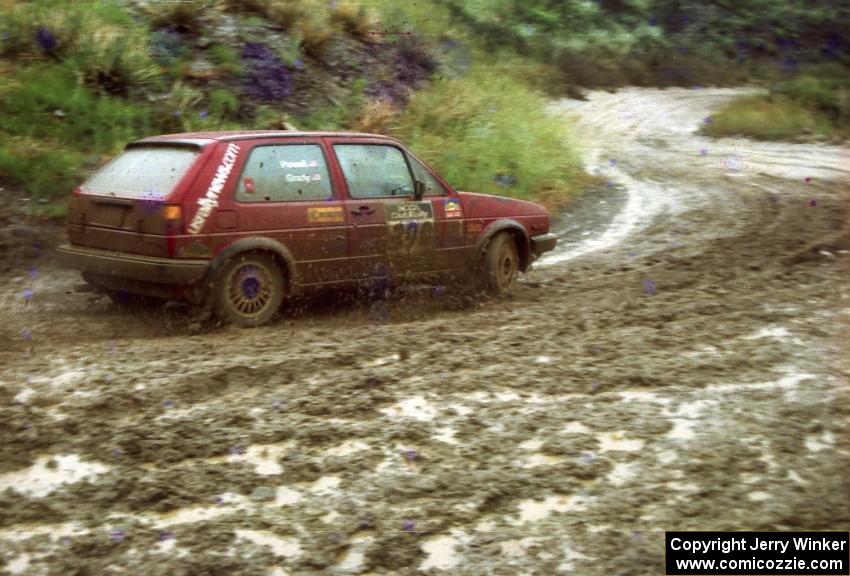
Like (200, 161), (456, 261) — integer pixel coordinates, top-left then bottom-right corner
(1, 88), (850, 575)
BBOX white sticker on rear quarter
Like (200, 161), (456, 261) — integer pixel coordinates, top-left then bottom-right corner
(188, 143), (240, 234)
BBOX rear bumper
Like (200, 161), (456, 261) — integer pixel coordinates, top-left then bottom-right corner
(56, 244), (208, 285)
(530, 232), (558, 257)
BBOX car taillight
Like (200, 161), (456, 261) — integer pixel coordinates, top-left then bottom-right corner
(163, 205), (182, 221)
(163, 205), (182, 234)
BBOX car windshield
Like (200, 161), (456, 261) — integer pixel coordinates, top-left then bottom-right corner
(82, 146), (200, 198)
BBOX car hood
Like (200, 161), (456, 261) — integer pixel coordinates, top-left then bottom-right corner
(457, 191), (548, 218)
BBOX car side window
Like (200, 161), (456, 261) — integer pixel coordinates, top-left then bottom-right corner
(406, 153), (448, 196)
(334, 144), (414, 199)
(236, 144), (332, 202)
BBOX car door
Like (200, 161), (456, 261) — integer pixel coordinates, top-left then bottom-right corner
(330, 139), (438, 279)
(404, 149), (467, 273)
(224, 138), (351, 285)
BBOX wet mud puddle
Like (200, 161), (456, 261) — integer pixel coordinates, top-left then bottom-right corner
(1, 88), (849, 575)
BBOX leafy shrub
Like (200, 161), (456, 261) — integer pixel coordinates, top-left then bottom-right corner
(296, 78), (368, 131)
(773, 74), (850, 120)
(299, 17), (336, 60)
(0, 134), (86, 199)
(330, 1), (376, 42)
(264, 2), (307, 31)
(391, 69), (583, 202)
(0, 64), (149, 152)
(149, 28), (186, 65)
(140, 0), (209, 34)
(208, 89), (239, 121)
(208, 44), (244, 76)
(221, 0), (273, 17)
(155, 81), (204, 133)
(702, 95), (834, 141)
(353, 99), (397, 133)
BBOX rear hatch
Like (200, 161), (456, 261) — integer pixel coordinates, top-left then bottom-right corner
(67, 143), (205, 256)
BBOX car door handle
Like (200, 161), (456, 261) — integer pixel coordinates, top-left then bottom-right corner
(351, 206), (376, 216)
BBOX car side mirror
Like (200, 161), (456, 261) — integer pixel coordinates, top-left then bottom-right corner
(413, 180), (425, 201)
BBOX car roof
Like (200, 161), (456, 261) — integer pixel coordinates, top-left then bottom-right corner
(134, 130), (400, 146)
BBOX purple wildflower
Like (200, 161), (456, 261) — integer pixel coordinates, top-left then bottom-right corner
(35, 28), (57, 53)
(242, 43), (293, 102)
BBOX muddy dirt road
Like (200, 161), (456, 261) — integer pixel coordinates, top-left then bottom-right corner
(1, 88), (849, 575)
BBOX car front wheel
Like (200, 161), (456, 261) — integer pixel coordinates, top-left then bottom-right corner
(480, 233), (519, 295)
(213, 252), (285, 327)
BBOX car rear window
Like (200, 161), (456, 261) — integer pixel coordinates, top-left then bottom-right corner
(82, 146), (200, 198)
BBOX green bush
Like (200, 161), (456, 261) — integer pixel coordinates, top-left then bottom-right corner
(391, 68), (583, 202)
(704, 66), (850, 142)
(0, 134), (86, 199)
(773, 74), (850, 121)
(295, 78), (368, 131)
(208, 89), (240, 121)
(208, 45), (244, 76)
(703, 95), (835, 141)
(140, 0), (208, 34)
(0, 64), (150, 152)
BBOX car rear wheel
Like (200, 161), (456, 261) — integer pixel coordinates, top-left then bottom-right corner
(480, 233), (519, 295)
(213, 252), (285, 327)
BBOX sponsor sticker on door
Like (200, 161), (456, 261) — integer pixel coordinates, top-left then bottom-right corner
(444, 198), (462, 218)
(386, 201), (434, 222)
(307, 206), (345, 223)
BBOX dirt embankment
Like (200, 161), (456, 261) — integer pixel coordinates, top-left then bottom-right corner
(1, 88), (849, 575)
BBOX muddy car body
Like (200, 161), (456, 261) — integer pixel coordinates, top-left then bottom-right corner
(57, 131), (557, 325)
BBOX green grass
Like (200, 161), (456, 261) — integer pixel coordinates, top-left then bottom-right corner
(0, 135), (87, 200)
(207, 45), (244, 76)
(0, 65), (151, 152)
(703, 73), (850, 142)
(391, 67), (585, 206)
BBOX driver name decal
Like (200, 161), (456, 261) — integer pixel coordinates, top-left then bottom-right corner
(188, 143), (240, 234)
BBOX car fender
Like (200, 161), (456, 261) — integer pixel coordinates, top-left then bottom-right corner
(474, 220), (532, 272)
(204, 237), (299, 293)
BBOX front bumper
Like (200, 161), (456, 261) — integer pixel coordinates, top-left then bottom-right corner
(56, 244), (209, 285)
(530, 232), (558, 257)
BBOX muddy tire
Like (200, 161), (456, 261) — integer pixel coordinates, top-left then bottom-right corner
(479, 233), (519, 295)
(213, 252), (285, 327)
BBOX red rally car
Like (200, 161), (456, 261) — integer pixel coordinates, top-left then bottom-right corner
(57, 131), (557, 326)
